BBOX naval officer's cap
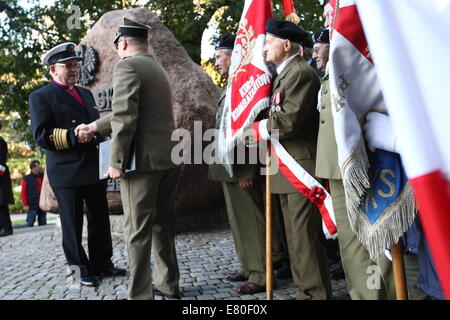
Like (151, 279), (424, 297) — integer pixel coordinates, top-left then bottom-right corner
(313, 29), (330, 44)
(266, 19), (308, 45)
(42, 42), (83, 65)
(114, 17), (150, 48)
(215, 34), (236, 51)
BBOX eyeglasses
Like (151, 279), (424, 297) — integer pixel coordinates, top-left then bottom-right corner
(55, 61), (81, 69)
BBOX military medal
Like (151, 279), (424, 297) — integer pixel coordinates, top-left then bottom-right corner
(271, 92), (283, 113)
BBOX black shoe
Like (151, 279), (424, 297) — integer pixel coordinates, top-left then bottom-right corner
(80, 275), (99, 287)
(153, 287), (181, 300)
(0, 229), (13, 237)
(94, 267), (127, 277)
(274, 264), (292, 279)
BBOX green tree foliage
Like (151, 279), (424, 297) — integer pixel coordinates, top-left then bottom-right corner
(0, 0), (324, 146)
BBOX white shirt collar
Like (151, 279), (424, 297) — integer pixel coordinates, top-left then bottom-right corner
(276, 53), (299, 75)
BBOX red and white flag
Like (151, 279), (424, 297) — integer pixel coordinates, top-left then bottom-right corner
(218, 0), (273, 172)
(356, 0), (450, 299)
(217, 0), (337, 238)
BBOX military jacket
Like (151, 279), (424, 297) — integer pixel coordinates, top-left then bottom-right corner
(266, 55), (320, 194)
(29, 82), (102, 188)
(315, 72), (342, 180)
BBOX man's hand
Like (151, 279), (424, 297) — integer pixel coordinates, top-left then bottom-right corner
(238, 177), (253, 190)
(75, 122), (97, 143)
(363, 112), (400, 154)
(104, 167), (124, 179)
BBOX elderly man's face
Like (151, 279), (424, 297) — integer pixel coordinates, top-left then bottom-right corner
(214, 49), (232, 77)
(263, 34), (287, 66)
(51, 59), (80, 87)
(313, 43), (330, 71)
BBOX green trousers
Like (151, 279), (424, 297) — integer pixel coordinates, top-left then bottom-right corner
(222, 181), (266, 286)
(121, 169), (180, 300)
(277, 192), (332, 300)
(404, 253), (428, 300)
(329, 179), (396, 300)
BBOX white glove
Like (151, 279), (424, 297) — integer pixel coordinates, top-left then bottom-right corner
(363, 112), (399, 154)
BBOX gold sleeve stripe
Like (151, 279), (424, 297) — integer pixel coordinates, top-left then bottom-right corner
(52, 128), (69, 150)
(61, 129), (69, 149)
(53, 129), (61, 150)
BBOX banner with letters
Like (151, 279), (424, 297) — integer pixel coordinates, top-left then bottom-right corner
(328, 0), (416, 260)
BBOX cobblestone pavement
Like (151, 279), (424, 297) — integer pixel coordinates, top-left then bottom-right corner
(0, 224), (349, 300)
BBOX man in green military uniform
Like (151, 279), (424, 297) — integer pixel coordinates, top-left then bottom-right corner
(209, 34), (266, 295)
(77, 18), (180, 300)
(262, 19), (332, 300)
(313, 18), (395, 299)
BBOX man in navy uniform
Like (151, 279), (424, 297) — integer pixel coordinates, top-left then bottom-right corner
(28, 42), (125, 286)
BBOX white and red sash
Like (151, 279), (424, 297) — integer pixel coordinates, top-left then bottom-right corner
(252, 120), (337, 239)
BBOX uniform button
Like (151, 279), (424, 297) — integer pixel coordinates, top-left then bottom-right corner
(324, 89), (328, 94)
(117, 160), (122, 163)
(96, 146), (99, 149)
(321, 105), (325, 110)
(72, 120), (77, 124)
(321, 119), (325, 124)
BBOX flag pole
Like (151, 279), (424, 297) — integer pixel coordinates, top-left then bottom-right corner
(266, 142), (273, 300)
(390, 242), (408, 300)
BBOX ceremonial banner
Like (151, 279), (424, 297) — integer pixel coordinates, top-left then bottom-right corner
(217, 0), (337, 238)
(328, 0), (415, 259)
(356, 0), (450, 299)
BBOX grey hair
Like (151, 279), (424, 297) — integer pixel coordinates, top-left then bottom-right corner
(277, 37), (301, 53)
(215, 48), (232, 56)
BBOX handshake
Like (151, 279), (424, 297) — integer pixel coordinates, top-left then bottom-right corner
(74, 123), (97, 144)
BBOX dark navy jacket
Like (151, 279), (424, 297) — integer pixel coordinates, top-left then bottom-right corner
(403, 218), (444, 300)
(29, 81), (102, 189)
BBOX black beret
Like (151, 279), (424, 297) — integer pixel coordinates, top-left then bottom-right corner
(215, 34), (236, 50)
(266, 19), (308, 44)
(313, 29), (329, 44)
(301, 37), (313, 49)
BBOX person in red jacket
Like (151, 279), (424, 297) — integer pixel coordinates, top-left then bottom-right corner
(20, 160), (46, 227)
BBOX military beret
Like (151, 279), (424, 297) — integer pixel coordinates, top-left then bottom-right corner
(215, 34), (236, 50)
(313, 29), (329, 44)
(114, 17), (151, 47)
(301, 37), (313, 49)
(42, 42), (83, 65)
(266, 19), (308, 44)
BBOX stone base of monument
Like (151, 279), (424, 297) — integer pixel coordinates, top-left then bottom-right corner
(53, 206), (229, 239)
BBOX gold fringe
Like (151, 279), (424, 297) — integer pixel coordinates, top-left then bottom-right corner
(352, 184), (417, 261)
(341, 138), (371, 219)
(285, 12), (300, 24)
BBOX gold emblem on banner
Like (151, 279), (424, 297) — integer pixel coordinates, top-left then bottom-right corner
(229, 18), (256, 84)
